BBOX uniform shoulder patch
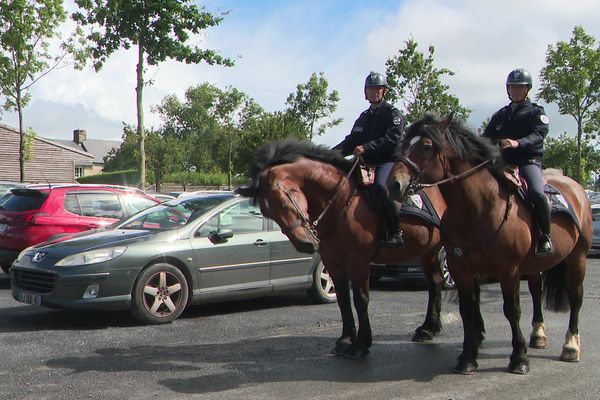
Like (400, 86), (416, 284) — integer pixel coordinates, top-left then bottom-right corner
(393, 115), (403, 125)
(540, 115), (549, 124)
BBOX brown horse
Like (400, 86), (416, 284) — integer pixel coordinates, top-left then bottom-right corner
(236, 139), (455, 358)
(388, 114), (592, 374)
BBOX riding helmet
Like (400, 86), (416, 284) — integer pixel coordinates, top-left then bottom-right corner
(365, 71), (388, 87)
(506, 68), (533, 88)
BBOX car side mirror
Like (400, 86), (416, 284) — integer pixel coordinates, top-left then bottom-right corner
(208, 228), (234, 243)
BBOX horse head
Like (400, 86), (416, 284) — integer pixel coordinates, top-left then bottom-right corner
(237, 139), (355, 255)
(388, 113), (453, 201)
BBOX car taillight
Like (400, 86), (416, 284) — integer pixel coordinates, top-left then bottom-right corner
(23, 212), (50, 225)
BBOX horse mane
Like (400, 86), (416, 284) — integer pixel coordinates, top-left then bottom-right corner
(238, 138), (354, 200)
(402, 113), (506, 180)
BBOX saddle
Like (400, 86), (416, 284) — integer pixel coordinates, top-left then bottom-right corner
(503, 166), (581, 231)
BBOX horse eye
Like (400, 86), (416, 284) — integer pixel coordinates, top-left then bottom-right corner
(422, 138), (434, 149)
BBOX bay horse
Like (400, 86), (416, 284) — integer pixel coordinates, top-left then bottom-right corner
(236, 139), (451, 358)
(388, 113), (592, 374)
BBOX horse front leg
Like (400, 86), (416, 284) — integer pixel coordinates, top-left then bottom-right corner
(344, 280), (372, 359)
(330, 276), (356, 356)
(453, 282), (482, 375)
(527, 273), (548, 349)
(413, 255), (443, 342)
(501, 276), (529, 374)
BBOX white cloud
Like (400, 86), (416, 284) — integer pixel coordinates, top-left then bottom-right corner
(2, 0), (599, 148)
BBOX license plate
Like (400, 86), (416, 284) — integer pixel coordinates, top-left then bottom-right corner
(16, 291), (41, 305)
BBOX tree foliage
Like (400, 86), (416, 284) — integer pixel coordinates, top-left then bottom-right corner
(544, 133), (600, 188)
(538, 26), (600, 183)
(72, 0), (234, 187)
(285, 72), (342, 141)
(385, 37), (471, 124)
(0, 0), (72, 181)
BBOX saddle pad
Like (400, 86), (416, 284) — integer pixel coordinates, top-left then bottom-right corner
(518, 183), (581, 231)
(397, 190), (441, 227)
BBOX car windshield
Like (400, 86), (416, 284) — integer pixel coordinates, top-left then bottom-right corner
(0, 189), (48, 211)
(117, 195), (234, 231)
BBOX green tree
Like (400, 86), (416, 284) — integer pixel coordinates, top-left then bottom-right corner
(285, 72), (342, 141)
(72, 0), (234, 188)
(538, 26), (600, 183)
(544, 132), (600, 188)
(0, 0), (74, 181)
(385, 37), (471, 124)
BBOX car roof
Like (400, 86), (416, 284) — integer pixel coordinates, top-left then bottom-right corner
(24, 183), (148, 195)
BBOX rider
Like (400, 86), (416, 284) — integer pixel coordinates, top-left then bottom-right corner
(482, 68), (553, 256)
(332, 71), (405, 247)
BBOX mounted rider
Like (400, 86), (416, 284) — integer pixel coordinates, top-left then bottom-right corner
(482, 68), (554, 256)
(332, 71), (405, 247)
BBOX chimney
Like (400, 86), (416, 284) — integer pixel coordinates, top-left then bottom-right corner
(73, 129), (87, 144)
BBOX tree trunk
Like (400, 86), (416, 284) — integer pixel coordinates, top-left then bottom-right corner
(576, 121), (582, 183)
(17, 90), (25, 182)
(136, 44), (146, 189)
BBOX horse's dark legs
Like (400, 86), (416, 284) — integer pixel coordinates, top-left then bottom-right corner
(453, 284), (483, 375)
(330, 277), (356, 356)
(501, 277), (529, 374)
(527, 273), (548, 349)
(473, 278), (486, 346)
(560, 257), (585, 362)
(344, 282), (372, 359)
(413, 258), (443, 342)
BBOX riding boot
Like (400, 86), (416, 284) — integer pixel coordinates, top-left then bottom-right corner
(378, 198), (405, 248)
(533, 196), (554, 257)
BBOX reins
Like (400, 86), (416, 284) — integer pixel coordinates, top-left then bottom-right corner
(283, 156), (361, 246)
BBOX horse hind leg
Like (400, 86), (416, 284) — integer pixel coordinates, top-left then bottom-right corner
(344, 281), (372, 359)
(413, 256), (443, 342)
(527, 274), (549, 349)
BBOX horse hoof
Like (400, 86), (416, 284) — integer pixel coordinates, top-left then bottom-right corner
(452, 361), (477, 375)
(559, 349), (580, 362)
(344, 346), (370, 359)
(529, 336), (549, 349)
(331, 343), (351, 356)
(412, 328), (435, 342)
(508, 362), (530, 375)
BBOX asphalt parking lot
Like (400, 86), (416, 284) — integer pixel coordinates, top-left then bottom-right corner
(2, 259), (600, 400)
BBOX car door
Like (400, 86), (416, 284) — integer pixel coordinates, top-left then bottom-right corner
(190, 199), (271, 300)
(267, 219), (316, 288)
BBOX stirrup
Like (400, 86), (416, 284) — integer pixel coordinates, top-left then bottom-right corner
(535, 235), (554, 257)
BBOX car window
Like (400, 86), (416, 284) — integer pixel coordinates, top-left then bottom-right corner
(121, 207), (187, 231)
(0, 190), (47, 211)
(65, 192), (124, 219)
(197, 199), (264, 237)
(592, 207), (600, 222)
(122, 195), (158, 215)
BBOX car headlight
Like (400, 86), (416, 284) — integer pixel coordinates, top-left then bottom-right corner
(14, 246), (35, 265)
(55, 246), (127, 267)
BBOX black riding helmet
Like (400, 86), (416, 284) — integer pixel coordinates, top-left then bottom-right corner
(506, 68), (533, 89)
(365, 71), (387, 87)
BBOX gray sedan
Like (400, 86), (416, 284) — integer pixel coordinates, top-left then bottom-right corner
(10, 193), (335, 324)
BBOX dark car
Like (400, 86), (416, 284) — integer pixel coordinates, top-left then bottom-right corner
(590, 204), (600, 257)
(10, 193), (335, 324)
(0, 184), (160, 273)
(370, 247), (455, 289)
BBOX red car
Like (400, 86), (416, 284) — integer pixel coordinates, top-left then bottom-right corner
(0, 184), (160, 273)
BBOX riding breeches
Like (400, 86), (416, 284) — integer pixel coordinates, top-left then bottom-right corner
(520, 163), (545, 203)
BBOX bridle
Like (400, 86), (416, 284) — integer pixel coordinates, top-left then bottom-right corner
(395, 139), (511, 257)
(280, 157), (361, 248)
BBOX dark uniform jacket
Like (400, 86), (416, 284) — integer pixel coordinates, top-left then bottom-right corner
(482, 99), (549, 166)
(332, 100), (405, 164)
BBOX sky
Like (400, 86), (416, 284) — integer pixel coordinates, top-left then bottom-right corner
(1, 0), (599, 148)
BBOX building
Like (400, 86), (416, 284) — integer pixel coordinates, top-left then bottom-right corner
(0, 123), (120, 183)
(52, 129), (121, 178)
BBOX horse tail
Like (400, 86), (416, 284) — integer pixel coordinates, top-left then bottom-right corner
(542, 261), (570, 312)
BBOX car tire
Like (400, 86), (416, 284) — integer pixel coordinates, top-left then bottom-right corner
(308, 259), (336, 304)
(438, 247), (455, 290)
(131, 263), (189, 324)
